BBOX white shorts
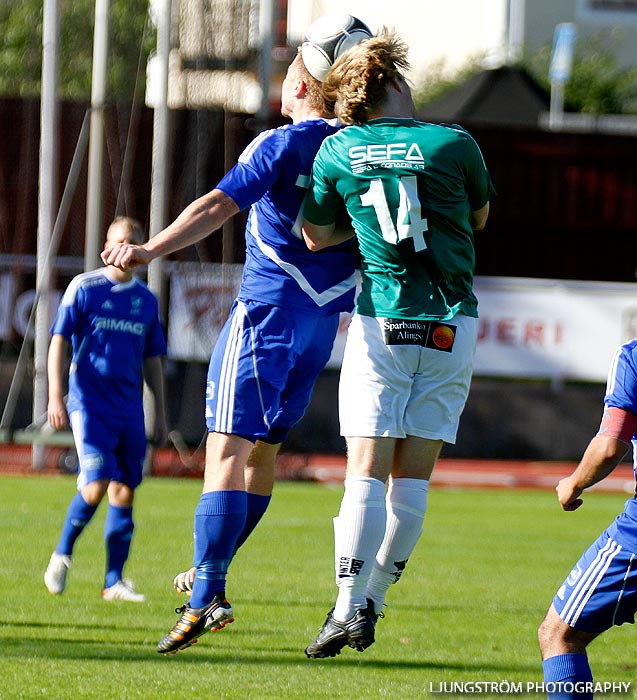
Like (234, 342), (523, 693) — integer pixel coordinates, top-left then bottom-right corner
(339, 313), (478, 443)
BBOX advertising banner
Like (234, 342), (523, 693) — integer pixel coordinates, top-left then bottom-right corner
(3, 261), (635, 383)
(166, 267), (637, 382)
(472, 276), (637, 381)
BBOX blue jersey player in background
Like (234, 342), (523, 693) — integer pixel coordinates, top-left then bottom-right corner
(102, 28), (365, 653)
(44, 216), (168, 602)
(538, 339), (637, 699)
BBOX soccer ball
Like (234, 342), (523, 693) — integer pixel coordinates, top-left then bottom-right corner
(301, 14), (372, 82)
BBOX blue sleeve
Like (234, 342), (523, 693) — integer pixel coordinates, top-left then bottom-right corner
(216, 128), (287, 211)
(605, 341), (637, 414)
(50, 279), (83, 340)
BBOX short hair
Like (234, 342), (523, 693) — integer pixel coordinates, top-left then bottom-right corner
(294, 50), (335, 118)
(322, 29), (410, 125)
(107, 216), (144, 245)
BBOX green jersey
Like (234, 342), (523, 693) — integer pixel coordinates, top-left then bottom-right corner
(304, 119), (495, 320)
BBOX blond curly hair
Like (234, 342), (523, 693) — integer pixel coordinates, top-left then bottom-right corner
(322, 29), (410, 125)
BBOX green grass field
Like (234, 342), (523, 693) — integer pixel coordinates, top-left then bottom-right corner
(1, 474), (635, 699)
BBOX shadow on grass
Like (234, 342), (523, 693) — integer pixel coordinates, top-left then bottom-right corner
(0, 628), (537, 674)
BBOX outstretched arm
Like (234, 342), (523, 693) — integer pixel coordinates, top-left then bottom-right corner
(101, 189), (240, 270)
(556, 407), (636, 511)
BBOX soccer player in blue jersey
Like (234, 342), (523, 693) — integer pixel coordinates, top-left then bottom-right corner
(538, 340), (637, 700)
(44, 217), (168, 602)
(102, 38), (361, 653)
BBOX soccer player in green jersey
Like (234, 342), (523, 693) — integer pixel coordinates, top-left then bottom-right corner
(302, 30), (496, 658)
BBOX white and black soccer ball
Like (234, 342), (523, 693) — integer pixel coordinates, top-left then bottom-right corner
(301, 14), (372, 82)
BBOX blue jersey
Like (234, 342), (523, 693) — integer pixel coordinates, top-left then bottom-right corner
(604, 339), (637, 478)
(51, 269), (167, 418)
(216, 118), (357, 316)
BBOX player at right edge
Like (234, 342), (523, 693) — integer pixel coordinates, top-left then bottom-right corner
(539, 339), (637, 700)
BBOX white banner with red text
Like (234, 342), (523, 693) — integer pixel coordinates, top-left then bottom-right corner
(165, 267), (637, 382)
(1, 261), (634, 382)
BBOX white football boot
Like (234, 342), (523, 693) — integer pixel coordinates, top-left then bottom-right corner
(102, 578), (146, 602)
(44, 552), (72, 594)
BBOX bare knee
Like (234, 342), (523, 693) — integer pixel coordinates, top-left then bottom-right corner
(244, 441), (279, 496)
(81, 479), (109, 506)
(538, 606), (562, 657)
(538, 604), (596, 659)
(107, 481), (135, 507)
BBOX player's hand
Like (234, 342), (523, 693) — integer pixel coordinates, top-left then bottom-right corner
(101, 242), (150, 270)
(47, 398), (69, 431)
(556, 476), (584, 511)
(173, 567), (196, 594)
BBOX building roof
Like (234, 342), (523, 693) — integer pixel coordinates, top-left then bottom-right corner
(418, 65), (552, 129)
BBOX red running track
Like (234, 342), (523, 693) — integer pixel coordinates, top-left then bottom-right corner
(1, 443), (634, 494)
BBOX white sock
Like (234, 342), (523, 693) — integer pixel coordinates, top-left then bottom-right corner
(365, 478), (429, 615)
(332, 476), (386, 622)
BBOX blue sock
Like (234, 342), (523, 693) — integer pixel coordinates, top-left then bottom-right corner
(542, 653), (593, 699)
(189, 490), (247, 608)
(233, 493), (271, 554)
(56, 493), (98, 555)
(103, 504), (134, 589)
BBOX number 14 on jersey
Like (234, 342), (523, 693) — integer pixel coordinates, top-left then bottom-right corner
(360, 175), (428, 251)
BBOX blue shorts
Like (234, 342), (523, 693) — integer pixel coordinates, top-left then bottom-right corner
(553, 510), (637, 633)
(205, 299), (339, 443)
(69, 409), (147, 490)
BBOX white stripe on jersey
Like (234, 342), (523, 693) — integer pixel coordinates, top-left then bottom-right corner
(238, 129), (275, 164)
(60, 269), (108, 307)
(248, 209), (357, 307)
(606, 345), (622, 395)
(560, 537), (622, 626)
(216, 304), (245, 433)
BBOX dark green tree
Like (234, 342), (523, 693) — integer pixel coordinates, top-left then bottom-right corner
(0, 0), (155, 100)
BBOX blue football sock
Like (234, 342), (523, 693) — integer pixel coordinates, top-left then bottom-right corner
(542, 653), (593, 699)
(189, 490), (247, 608)
(234, 493), (271, 554)
(56, 492), (98, 555)
(103, 504), (134, 589)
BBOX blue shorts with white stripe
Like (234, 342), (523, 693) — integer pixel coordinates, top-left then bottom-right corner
(553, 505), (637, 632)
(204, 298), (339, 444)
